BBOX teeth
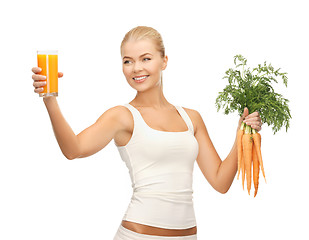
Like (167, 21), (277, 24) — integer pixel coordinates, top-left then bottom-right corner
(133, 76), (147, 81)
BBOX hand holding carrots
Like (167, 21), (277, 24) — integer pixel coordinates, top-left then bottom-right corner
(237, 108), (264, 197)
(216, 55), (291, 197)
(238, 108), (262, 132)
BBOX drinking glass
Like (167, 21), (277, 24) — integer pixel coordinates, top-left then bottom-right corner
(37, 50), (58, 97)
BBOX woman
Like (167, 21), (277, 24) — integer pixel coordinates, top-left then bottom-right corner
(32, 26), (262, 240)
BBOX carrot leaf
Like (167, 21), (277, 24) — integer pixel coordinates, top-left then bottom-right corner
(215, 55), (291, 134)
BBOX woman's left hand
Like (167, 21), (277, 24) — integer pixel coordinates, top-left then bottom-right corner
(238, 107), (262, 132)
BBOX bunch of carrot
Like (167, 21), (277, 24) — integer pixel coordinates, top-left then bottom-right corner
(216, 55), (291, 197)
(237, 122), (266, 197)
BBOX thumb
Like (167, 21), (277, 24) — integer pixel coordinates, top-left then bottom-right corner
(242, 107), (249, 119)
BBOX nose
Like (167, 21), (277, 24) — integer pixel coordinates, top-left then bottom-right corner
(133, 61), (143, 73)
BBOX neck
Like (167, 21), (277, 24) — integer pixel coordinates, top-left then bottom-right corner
(131, 84), (170, 109)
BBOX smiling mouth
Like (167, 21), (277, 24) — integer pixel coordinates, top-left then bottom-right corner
(133, 75), (149, 81)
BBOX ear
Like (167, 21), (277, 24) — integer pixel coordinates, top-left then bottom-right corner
(162, 55), (168, 70)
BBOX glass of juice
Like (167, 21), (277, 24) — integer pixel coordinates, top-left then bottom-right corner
(37, 50), (58, 97)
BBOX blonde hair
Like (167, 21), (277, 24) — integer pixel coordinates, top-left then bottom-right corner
(121, 26), (166, 87)
(121, 26), (165, 58)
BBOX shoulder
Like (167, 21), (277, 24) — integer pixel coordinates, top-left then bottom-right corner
(96, 105), (133, 130)
(181, 107), (204, 135)
(182, 107), (201, 117)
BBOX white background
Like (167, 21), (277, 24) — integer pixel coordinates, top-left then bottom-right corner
(1, 0), (308, 239)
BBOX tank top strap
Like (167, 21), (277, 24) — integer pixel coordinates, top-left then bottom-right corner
(175, 106), (195, 134)
(123, 103), (145, 126)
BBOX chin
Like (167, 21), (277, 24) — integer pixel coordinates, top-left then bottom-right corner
(127, 80), (159, 92)
(130, 85), (150, 92)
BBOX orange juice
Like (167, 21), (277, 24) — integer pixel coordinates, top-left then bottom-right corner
(37, 51), (58, 97)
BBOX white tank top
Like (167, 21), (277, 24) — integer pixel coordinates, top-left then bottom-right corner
(114, 103), (199, 229)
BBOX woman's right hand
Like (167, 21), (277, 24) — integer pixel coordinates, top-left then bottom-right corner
(31, 67), (63, 94)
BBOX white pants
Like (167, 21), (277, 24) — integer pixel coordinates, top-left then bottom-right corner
(113, 224), (198, 240)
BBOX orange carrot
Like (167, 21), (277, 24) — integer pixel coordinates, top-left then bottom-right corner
(252, 142), (260, 197)
(236, 122), (245, 180)
(252, 130), (266, 183)
(241, 151), (245, 191)
(242, 125), (253, 195)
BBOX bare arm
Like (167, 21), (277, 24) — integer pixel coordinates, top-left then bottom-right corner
(43, 96), (79, 159)
(42, 97), (122, 160)
(32, 67), (122, 160)
(191, 109), (261, 193)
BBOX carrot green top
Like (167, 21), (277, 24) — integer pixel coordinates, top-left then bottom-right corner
(215, 55), (291, 134)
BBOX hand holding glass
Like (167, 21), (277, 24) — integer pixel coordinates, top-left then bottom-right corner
(37, 50), (58, 97)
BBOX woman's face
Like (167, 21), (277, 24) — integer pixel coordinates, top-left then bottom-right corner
(121, 39), (168, 92)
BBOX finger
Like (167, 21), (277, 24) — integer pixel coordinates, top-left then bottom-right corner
(34, 87), (44, 94)
(245, 111), (260, 119)
(243, 118), (262, 125)
(244, 116), (261, 123)
(33, 81), (46, 88)
(242, 107), (249, 118)
(243, 120), (262, 130)
(240, 108), (249, 123)
(58, 72), (63, 78)
(32, 67), (42, 74)
(244, 117), (262, 123)
(32, 74), (47, 81)
(251, 124), (262, 132)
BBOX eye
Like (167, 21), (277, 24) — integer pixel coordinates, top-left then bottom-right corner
(143, 58), (151, 62)
(123, 60), (131, 64)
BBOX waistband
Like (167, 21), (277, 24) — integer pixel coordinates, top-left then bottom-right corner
(114, 224), (197, 240)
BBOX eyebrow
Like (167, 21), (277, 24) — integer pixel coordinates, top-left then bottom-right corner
(123, 53), (153, 60)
